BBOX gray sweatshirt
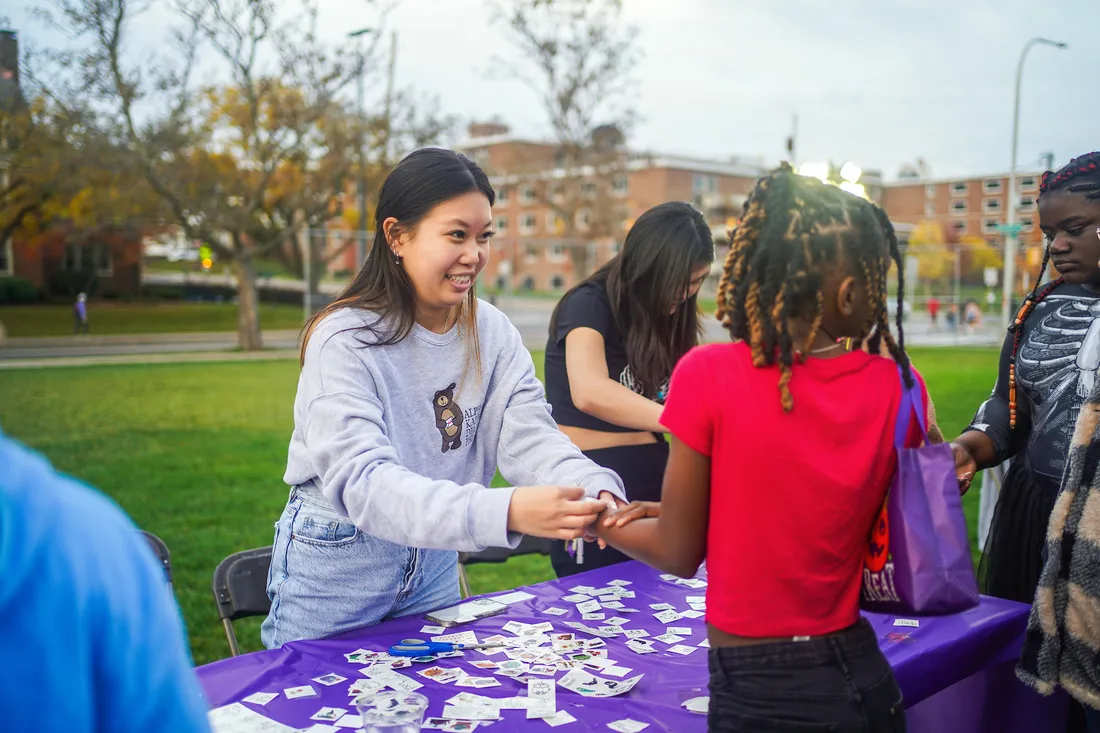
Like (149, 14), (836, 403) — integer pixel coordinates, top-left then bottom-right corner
(284, 301), (625, 553)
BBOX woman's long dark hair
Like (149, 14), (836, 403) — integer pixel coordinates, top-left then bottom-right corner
(551, 201), (716, 397)
(300, 148), (495, 365)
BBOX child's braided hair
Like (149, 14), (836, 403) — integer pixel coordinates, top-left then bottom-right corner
(715, 163), (910, 411)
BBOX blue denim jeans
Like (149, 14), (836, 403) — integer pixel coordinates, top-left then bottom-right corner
(261, 484), (461, 648)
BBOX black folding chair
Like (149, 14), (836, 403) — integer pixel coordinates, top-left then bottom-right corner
(140, 530), (173, 586)
(212, 546), (273, 657)
(457, 535), (553, 598)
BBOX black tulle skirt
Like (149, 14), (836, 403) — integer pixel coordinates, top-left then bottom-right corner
(977, 456), (1060, 603)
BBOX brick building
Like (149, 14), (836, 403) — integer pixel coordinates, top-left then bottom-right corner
(6, 227), (144, 297)
(454, 123), (773, 293)
(880, 172), (1046, 247)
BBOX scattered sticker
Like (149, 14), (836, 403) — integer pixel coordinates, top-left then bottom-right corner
(310, 707), (347, 722)
(312, 673), (348, 687)
(241, 692), (278, 706)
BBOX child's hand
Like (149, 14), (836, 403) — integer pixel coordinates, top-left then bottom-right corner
(604, 501), (660, 528)
(506, 486), (602, 540)
(583, 491), (626, 549)
(950, 442), (977, 494)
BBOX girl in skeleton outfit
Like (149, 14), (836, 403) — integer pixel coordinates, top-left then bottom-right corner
(953, 152), (1100, 604)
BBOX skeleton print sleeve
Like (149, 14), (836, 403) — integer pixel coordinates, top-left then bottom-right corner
(964, 331), (1029, 465)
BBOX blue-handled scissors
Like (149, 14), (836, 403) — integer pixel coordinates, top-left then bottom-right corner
(387, 638), (507, 658)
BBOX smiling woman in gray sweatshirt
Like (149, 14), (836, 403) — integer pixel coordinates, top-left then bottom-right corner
(261, 149), (626, 648)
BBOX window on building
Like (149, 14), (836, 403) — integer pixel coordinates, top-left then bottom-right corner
(951, 181), (969, 196)
(925, 184), (937, 199)
(983, 179), (1003, 194)
(495, 216), (508, 234)
(551, 275), (565, 290)
(982, 218), (1001, 235)
(1021, 216), (1035, 233)
(524, 243), (538, 262)
(950, 199), (968, 213)
(0, 237), (12, 276)
(613, 175), (629, 196)
(952, 220), (968, 235)
(551, 184), (565, 203)
(520, 213), (537, 235)
(581, 181), (598, 199)
(924, 202), (936, 217)
(549, 243), (567, 262)
(983, 198), (1002, 214)
(497, 187), (510, 204)
(63, 243), (113, 276)
(1019, 176), (1038, 193)
(576, 209), (592, 231)
(1018, 196), (1036, 212)
(692, 174), (718, 195)
(521, 275), (535, 291)
(521, 185), (537, 205)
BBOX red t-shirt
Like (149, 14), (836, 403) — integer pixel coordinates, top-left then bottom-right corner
(660, 341), (928, 638)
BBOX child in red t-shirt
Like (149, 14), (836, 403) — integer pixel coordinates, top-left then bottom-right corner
(597, 164), (932, 732)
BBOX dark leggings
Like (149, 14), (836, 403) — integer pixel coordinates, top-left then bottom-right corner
(550, 439), (669, 578)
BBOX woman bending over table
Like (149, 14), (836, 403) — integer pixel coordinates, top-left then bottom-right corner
(543, 201), (714, 577)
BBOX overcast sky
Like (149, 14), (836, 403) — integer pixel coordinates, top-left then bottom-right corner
(8, 0), (1097, 180)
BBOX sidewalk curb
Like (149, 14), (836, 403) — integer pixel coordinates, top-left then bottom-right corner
(0, 350), (300, 370)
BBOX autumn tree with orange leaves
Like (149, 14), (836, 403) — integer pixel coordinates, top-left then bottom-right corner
(44, 0), (377, 349)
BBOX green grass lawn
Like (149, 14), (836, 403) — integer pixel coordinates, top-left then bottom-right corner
(0, 347), (996, 667)
(0, 302), (307, 338)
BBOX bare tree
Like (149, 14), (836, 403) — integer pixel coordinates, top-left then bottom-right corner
(43, 0), (378, 349)
(270, 87), (457, 291)
(488, 0), (639, 281)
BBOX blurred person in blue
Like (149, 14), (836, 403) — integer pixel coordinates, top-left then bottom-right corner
(0, 430), (211, 733)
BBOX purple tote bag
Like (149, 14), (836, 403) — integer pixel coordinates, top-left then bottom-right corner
(861, 369), (979, 614)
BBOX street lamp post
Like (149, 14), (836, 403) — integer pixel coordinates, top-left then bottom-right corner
(348, 28), (375, 267)
(1002, 37), (1067, 332)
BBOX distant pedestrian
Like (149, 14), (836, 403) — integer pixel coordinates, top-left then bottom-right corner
(73, 293), (89, 334)
(946, 304), (959, 333)
(927, 296), (941, 331)
(965, 301), (982, 335)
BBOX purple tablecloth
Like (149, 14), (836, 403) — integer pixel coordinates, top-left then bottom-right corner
(198, 561), (1067, 732)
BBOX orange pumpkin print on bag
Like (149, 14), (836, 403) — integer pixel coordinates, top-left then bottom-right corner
(865, 499), (889, 573)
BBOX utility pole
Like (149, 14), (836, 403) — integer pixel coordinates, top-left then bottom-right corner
(786, 113), (798, 169)
(1002, 37), (1067, 331)
(348, 28), (375, 267)
(383, 31), (398, 165)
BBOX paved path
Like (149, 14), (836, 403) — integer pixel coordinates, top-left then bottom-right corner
(0, 300), (1001, 370)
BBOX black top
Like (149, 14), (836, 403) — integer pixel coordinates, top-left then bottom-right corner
(966, 281), (1100, 493)
(544, 276), (669, 432)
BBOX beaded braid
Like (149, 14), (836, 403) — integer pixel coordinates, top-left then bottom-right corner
(1039, 152), (1100, 200)
(715, 163), (911, 411)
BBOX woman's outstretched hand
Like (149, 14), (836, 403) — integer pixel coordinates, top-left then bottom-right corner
(506, 486), (604, 540)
